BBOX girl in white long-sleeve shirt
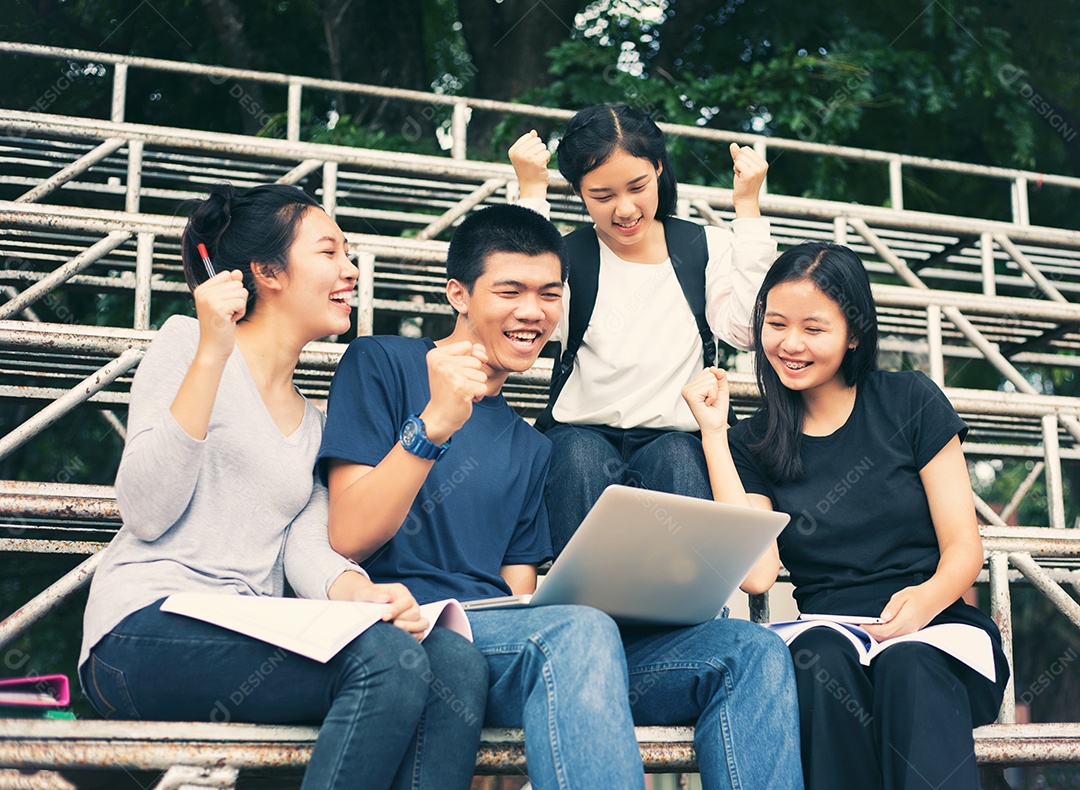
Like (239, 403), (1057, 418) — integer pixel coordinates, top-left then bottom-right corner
(509, 105), (776, 554)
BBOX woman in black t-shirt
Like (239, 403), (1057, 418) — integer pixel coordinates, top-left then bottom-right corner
(682, 241), (1008, 790)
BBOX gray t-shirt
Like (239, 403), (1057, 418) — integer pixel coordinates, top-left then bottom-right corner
(80, 315), (360, 667)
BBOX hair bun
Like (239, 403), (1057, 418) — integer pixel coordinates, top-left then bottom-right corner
(189, 184), (236, 250)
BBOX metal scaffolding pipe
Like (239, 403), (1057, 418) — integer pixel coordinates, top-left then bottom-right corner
(1009, 553), (1080, 628)
(994, 234), (1071, 304)
(989, 553), (1016, 723)
(0, 551), (104, 652)
(14, 138), (126, 204)
(851, 217), (1080, 446)
(0, 348), (143, 461)
(414, 179), (506, 241)
(277, 159), (322, 185)
(125, 139), (143, 214)
(974, 494), (1009, 528)
(1042, 415), (1067, 530)
(0, 232), (131, 319)
(134, 232), (154, 330)
(1000, 462), (1046, 523)
(356, 252), (375, 338)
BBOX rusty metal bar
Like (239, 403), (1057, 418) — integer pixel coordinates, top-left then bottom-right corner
(95, 408), (127, 442)
(152, 766), (238, 790)
(0, 286), (40, 321)
(356, 251), (375, 338)
(111, 63), (127, 123)
(974, 494), (1009, 528)
(999, 461), (1045, 523)
(287, 80), (302, 144)
(989, 552), (1016, 724)
(980, 232), (996, 297)
(133, 232), (154, 330)
(690, 200), (730, 230)
(450, 102), (469, 161)
(276, 159), (322, 185)
(322, 161), (337, 218)
(414, 179), (506, 242)
(0, 551), (104, 651)
(1009, 552), (1080, 628)
(1042, 415), (1067, 530)
(926, 305), (944, 386)
(851, 217), (1080, 448)
(14, 138), (126, 204)
(125, 139), (143, 214)
(0, 231), (131, 320)
(0, 348), (143, 461)
(994, 234), (1071, 304)
(0, 540), (109, 554)
(889, 157), (902, 210)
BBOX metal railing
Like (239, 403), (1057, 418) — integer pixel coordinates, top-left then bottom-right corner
(4, 40), (1080, 226)
(0, 48), (1078, 786)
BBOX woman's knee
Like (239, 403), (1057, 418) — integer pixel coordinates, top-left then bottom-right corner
(336, 624), (431, 711)
(789, 627), (864, 677)
(422, 628), (490, 703)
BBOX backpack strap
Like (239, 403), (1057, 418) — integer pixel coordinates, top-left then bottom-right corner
(663, 217), (715, 368)
(534, 226), (599, 432)
(534, 218), (718, 432)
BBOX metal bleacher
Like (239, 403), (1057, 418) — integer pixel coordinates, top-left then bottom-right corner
(1, 40), (1079, 788)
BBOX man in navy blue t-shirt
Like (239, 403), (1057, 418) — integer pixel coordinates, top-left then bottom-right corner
(319, 204), (803, 789)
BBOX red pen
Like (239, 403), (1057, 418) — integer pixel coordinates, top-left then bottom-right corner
(196, 243), (216, 279)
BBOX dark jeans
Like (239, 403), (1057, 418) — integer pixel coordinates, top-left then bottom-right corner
(789, 628), (1002, 790)
(80, 601), (488, 790)
(544, 423), (712, 556)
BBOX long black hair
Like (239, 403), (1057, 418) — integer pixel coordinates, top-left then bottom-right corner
(180, 183), (321, 316)
(748, 241), (879, 482)
(556, 104), (678, 218)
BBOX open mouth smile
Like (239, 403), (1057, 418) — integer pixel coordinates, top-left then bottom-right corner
(504, 329), (542, 350)
(329, 290), (352, 312)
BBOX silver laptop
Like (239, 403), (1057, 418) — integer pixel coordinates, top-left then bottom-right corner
(462, 485), (790, 625)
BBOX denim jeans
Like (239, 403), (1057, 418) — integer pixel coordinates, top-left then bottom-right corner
(80, 601), (488, 790)
(468, 605), (803, 790)
(545, 423), (712, 555)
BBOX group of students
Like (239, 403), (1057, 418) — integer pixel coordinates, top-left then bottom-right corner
(79, 104), (1008, 790)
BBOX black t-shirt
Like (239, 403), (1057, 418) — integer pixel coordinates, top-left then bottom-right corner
(729, 369), (967, 614)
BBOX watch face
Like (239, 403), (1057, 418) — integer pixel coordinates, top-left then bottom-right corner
(401, 419), (419, 447)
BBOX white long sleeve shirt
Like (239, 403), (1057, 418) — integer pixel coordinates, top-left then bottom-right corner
(520, 199), (776, 430)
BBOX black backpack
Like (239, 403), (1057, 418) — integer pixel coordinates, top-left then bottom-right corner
(535, 217), (720, 432)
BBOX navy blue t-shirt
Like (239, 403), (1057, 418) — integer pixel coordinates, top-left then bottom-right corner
(728, 369), (968, 614)
(318, 335), (554, 604)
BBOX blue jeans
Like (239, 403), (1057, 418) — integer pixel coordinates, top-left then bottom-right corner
(80, 601), (488, 790)
(545, 423), (712, 555)
(468, 605), (803, 790)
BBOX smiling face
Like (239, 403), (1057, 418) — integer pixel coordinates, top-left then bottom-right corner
(275, 208), (359, 341)
(577, 148), (664, 258)
(761, 277), (857, 396)
(447, 250), (563, 377)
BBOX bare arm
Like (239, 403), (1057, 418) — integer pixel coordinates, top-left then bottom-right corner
(683, 368), (781, 593)
(864, 436), (983, 641)
(499, 564), (538, 596)
(328, 341), (489, 559)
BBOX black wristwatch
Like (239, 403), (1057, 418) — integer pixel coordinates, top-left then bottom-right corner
(399, 414), (450, 461)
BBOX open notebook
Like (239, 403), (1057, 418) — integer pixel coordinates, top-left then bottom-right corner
(161, 594), (472, 663)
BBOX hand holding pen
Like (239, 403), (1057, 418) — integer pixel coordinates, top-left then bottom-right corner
(192, 244), (247, 359)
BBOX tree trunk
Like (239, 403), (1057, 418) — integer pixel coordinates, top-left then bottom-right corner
(457, 0), (584, 153)
(338, 0), (435, 143)
(199, 0), (271, 135)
